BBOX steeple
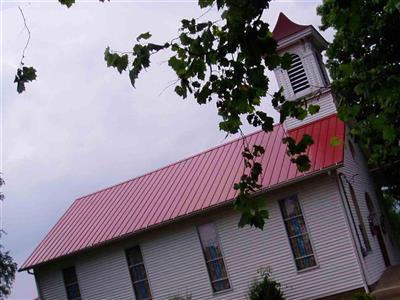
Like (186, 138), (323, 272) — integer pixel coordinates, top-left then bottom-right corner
(272, 13), (336, 130)
(272, 13), (310, 41)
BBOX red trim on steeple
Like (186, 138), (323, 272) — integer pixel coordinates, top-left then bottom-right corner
(272, 13), (310, 41)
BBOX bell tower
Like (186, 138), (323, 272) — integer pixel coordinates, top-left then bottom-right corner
(272, 13), (337, 130)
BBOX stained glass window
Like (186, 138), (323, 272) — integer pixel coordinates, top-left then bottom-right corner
(62, 266), (81, 300)
(125, 246), (152, 300)
(197, 223), (231, 293)
(279, 195), (317, 270)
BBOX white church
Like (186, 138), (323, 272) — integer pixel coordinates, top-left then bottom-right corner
(20, 13), (400, 300)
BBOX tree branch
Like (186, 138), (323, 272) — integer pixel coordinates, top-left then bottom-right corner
(18, 6), (31, 67)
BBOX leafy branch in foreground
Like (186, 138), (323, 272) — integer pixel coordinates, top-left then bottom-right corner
(318, 0), (400, 200)
(103, 0), (317, 229)
(0, 177), (17, 298)
(17, 0), (319, 229)
(0, 249), (17, 298)
(14, 6), (37, 94)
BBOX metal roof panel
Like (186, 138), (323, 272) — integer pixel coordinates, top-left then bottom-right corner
(21, 114), (344, 270)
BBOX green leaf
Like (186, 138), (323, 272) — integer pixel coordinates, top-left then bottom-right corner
(174, 85), (186, 98)
(383, 126), (396, 142)
(129, 69), (138, 87)
(330, 136), (342, 147)
(168, 56), (186, 76)
(308, 104), (320, 115)
(59, 0), (75, 7)
(104, 47), (128, 74)
(354, 83), (365, 95)
(281, 53), (292, 70)
(219, 118), (242, 134)
(297, 109), (308, 120)
(293, 155), (311, 172)
(136, 32), (152, 42)
(198, 0), (214, 8)
(14, 66), (37, 94)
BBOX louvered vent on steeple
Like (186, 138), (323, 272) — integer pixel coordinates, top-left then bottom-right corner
(288, 54), (310, 94)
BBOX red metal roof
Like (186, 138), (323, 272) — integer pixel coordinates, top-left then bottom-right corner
(272, 13), (310, 41)
(21, 114), (344, 270)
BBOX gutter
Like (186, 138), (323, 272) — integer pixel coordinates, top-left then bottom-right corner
(27, 269), (44, 300)
(335, 171), (369, 293)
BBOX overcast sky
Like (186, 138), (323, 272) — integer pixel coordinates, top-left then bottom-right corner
(2, 1), (332, 298)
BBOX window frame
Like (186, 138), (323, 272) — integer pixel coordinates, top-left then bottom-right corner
(125, 245), (153, 300)
(62, 266), (82, 300)
(196, 222), (232, 294)
(348, 183), (372, 252)
(279, 194), (318, 272)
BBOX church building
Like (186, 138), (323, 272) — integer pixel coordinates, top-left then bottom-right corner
(20, 13), (400, 300)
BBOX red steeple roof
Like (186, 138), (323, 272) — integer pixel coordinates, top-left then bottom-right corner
(272, 13), (310, 41)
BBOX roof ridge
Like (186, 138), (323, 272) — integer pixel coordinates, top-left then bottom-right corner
(75, 124), (281, 202)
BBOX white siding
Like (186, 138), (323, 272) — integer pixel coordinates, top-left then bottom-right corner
(339, 134), (400, 286)
(215, 175), (362, 300)
(77, 247), (135, 299)
(36, 266), (67, 300)
(272, 40), (337, 131)
(273, 41), (328, 102)
(35, 175), (363, 300)
(284, 92), (337, 130)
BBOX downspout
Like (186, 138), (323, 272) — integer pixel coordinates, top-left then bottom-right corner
(335, 172), (369, 293)
(338, 173), (366, 257)
(27, 269), (43, 300)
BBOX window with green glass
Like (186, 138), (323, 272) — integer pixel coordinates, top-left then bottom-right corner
(197, 223), (231, 293)
(279, 195), (317, 271)
(125, 246), (152, 300)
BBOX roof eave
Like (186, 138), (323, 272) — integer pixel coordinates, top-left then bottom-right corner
(19, 162), (343, 272)
(276, 26), (329, 52)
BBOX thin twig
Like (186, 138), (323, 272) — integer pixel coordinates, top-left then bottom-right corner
(196, 3), (216, 21)
(109, 49), (133, 55)
(158, 78), (180, 96)
(18, 6), (31, 67)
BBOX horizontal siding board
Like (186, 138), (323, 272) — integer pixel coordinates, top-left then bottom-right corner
(35, 175), (363, 300)
(22, 116), (345, 270)
(36, 268), (66, 300)
(285, 93), (337, 131)
(339, 135), (400, 285)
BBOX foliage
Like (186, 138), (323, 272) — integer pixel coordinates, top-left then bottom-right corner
(14, 66), (37, 94)
(0, 249), (17, 298)
(352, 292), (375, 300)
(102, 0), (317, 229)
(317, 0), (400, 201)
(382, 188), (400, 245)
(247, 268), (284, 300)
(0, 178), (17, 298)
(19, 0), (400, 232)
(13, 1), (314, 230)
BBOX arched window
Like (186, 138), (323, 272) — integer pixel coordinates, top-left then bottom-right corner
(349, 183), (371, 252)
(287, 54), (310, 94)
